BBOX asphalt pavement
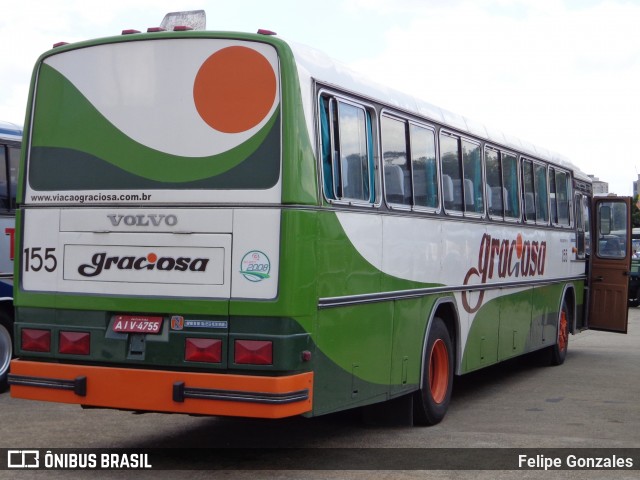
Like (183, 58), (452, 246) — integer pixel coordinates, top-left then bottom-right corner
(1, 308), (638, 479)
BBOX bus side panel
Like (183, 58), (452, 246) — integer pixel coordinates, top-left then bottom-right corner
(498, 287), (534, 361)
(530, 283), (561, 352)
(463, 294), (501, 372)
(389, 295), (438, 397)
(314, 302), (393, 415)
(463, 282), (573, 372)
(313, 210), (386, 415)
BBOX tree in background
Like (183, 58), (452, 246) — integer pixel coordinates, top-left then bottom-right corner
(633, 195), (640, 228)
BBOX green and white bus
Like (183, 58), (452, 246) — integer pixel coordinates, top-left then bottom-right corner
(9, 12), (631, 425)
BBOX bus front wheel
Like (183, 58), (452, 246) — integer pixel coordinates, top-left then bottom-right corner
(413, 317), (454, 426)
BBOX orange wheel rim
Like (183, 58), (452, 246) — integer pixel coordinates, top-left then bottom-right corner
(558, 310), (568, 352)
(429, 339), (449, 404)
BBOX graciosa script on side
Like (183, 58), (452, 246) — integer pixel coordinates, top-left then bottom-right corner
(9, 11), (632, 425)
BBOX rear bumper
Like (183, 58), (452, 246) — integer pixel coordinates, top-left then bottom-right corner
(9, 359), (313, 418)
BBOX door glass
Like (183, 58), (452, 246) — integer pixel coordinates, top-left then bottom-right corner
(596, 201), (628, 259)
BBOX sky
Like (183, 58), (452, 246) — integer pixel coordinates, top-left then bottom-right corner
(1, 0), (639, 195)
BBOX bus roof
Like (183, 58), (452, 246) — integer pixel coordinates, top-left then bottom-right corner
(0, 120), (22, 142)
(31, 27), (589, 184)
(287, 40), (590, 182)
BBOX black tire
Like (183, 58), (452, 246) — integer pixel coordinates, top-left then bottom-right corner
(629, 288), (640, 307)
(0, 309), (13, 392)
(413, 317), (454, 426)
(550, 300), (570, 366)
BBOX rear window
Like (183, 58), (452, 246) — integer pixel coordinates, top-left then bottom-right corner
(26, 39), (282, 204)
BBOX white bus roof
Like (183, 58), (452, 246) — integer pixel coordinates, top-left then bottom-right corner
(288, 40), (590, 183)
(0, 120), (22, 142)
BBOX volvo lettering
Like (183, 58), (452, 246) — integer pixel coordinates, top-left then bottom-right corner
(107, 214), (178, 227)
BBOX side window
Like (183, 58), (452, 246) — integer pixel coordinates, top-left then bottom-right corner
(575, 193), (591, 258)
(502, 153), (520, 219)
(319, 95), (374, 204)
(485, 147), (518, 220)
(522, 159), (536, 223)
(462, 140), (483, 215)
(440, 133), (482, 215)
(534, 163), (549, 224)
(575, 193), (585, 258)
(549, 167), (558, 224)
(555, 170), (571, 226)
(596, 201), (627, 259)
(584, 196), (591, 255)
(382, 115), (411, 206)
(485, 148), (503, 218)
(410, 124), (438, 210)
(0, 145), (8, 210)
(440, 134), (463, 212)
(8, 145), (19, 210)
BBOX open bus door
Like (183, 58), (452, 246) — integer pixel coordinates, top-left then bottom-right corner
(587, 197), (631, 333)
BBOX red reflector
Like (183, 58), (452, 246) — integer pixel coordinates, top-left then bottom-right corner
(234, 340), (273, 365)
(59, 331), (91, 355)
(21, 329), (51, 352)
(173, 25), (193, 31)
(257, 29), (277, 36)
(185, 338), (222, 363)
(53, 41), (69, 48)
(122, 29), (141, 35)
(147, 27), (166, 32)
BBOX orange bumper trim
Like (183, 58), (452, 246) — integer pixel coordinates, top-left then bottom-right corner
(9, 360), (313, 419)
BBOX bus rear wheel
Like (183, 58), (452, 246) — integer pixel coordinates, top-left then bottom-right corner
(550, 300), (570, 366)
(413, 317), (453, 426)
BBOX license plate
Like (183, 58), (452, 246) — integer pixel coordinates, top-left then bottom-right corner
(113, 315), (163, 334)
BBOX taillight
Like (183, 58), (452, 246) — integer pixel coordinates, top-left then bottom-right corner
(59, 331), (91, 355)
(234, 340), (272, 365)
(185, 338), (222, 363)
(21, 329), (51, 352)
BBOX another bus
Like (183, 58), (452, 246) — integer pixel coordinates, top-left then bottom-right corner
(0, 120), (20, 391)
(9, 13), (631, 424)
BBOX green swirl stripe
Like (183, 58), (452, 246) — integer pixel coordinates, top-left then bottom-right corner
(31, 63), (279, 183)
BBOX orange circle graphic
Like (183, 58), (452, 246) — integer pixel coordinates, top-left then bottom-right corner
(516, 233), (523, 259)
(147, 253), (158, 263)
(193, 46), (277, 134)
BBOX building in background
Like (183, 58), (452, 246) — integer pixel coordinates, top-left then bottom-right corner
(589, 175), (609, 195)
(633, 174), (640, 198)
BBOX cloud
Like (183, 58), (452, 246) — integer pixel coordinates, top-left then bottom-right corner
(2, 0), (638, 194)
(0, 1), (194, 123)
(348, 0), (640, 194)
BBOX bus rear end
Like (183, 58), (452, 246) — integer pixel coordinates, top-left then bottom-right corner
(10, 31), (316, 418)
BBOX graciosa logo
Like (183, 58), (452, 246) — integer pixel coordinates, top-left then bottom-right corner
(240, 250), (270, 282)
(462, 233), (547, 314)
(78, 252), (210, 277)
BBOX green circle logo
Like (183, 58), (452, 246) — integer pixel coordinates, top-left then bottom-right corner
(240, 250), (271, 282)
